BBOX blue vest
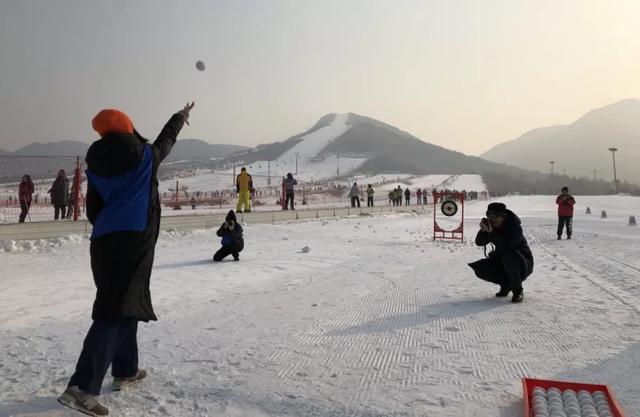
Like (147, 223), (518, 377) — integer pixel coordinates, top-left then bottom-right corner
(86, 145), (153, 240)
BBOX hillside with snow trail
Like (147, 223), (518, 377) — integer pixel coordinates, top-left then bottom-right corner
(278, 113), (350, 163)
(229, 113), (366, 182)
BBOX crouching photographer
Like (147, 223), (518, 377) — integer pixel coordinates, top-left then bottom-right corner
(468, 202), (534, 303)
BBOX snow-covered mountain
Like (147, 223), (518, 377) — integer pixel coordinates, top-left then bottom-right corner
(482, 99), (640, 182)
(228, 113), (533, 182)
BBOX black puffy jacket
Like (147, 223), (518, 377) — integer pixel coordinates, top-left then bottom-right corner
(474, 210), (534, 278)
(85, 113), (185, 321)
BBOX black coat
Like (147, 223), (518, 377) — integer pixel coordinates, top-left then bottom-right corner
(49, 176), (70, 206)
(85, 113), (185, 321)
(470, 210), (534, 283)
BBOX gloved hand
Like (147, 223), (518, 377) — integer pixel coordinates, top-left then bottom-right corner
(178, 101), (195, 125)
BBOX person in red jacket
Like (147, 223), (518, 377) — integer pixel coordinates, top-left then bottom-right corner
(556, 186), (576, 240)
(18, 174), (34, 223)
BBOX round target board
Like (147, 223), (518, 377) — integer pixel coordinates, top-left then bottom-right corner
(441, 200), (458, 217)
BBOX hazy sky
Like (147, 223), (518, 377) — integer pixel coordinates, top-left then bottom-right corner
(1, 0), (640, 155)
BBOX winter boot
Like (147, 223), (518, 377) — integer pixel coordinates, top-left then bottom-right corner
(511, 288), (524, 303)
(113, 369), (147, 391)
(557, 235), (561, 240)
(495, 287), (510, 297)
(567, 235), (572, 240)
(233, 254), (240, 261)
(58, 386), (109, 416)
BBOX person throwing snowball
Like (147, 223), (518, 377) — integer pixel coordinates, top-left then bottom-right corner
(58, 102), (194, 417)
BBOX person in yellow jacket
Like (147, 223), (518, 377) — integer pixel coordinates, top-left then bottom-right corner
(236, 167), (253, 213)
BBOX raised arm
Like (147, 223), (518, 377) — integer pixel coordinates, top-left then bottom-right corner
(152, 102), (194, 164)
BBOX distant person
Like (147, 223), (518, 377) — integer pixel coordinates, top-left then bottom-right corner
(18, 174), (34, 223)
(236, 167), (253, 213)
(404, 187), (411, 205)
(396, 186), (403, 206)
(283, 172), (297, 210)
(423, 188), (428, 205)
(468, 202), (533, 303)
(190, 196), (197, 210)
(49, 169), (69, 220)
(556, 186), (575, 240)
(416, 188), (422, 206)
(366, 184), (374, 207)
(58, 103), (194, 417)
(388, 190), (394, 206)
(349, 182), (361, 208)
(213, 210), (244, 261)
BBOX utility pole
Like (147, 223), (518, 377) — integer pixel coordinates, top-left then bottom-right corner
(336, 152), (340, 177)
(267, 160), (271, 186)
(549, 161), (555, 176)
(608, 147), (618, 192)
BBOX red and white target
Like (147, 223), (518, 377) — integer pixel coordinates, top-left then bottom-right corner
(433, 191), (465, 241)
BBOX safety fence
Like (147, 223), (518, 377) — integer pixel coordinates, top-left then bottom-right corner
(0, 204), (422, 241)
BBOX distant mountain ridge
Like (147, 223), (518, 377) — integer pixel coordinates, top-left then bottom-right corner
(165, 139), (248, 162)
(2, 139), (246, 161)
(482, 99), (640, 181)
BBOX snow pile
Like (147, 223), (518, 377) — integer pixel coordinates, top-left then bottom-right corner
(0, 234), (84, 253)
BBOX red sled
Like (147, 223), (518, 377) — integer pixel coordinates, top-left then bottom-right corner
(522, 377), (627, 417)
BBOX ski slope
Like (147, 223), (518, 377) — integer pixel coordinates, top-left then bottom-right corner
(278, 113), (350, 163)
(223, 113), (367, 182)
(0, 195), (638, 416)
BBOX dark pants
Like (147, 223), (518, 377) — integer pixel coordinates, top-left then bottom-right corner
(469, 252), (529, 292)
(19, 201), (31, 223)
(351, 196), (360, 208)
(367, 197), (374, 207)
(213, 242), (244, 262)
(558, 216), (573, 237)
(405, 197), (410, 205)
(285, 192), (294, 210)
(54, 205), (67, 220)
(68, 318), (138, 395)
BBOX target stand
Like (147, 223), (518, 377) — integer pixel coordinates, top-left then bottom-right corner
(433, 191), (465, 241)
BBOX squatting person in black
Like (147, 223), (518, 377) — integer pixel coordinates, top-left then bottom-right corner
(468, 202), (534, 303)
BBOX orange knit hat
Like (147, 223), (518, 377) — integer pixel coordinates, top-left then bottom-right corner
(91, 109), (134, 137)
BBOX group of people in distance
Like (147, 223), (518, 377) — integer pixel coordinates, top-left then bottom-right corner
(388, 186), (427, 206)
(53, 104), (578, 416)
(16, 170), (75, 222)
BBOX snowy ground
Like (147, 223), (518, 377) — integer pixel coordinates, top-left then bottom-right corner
(1, 196), (639, 417)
